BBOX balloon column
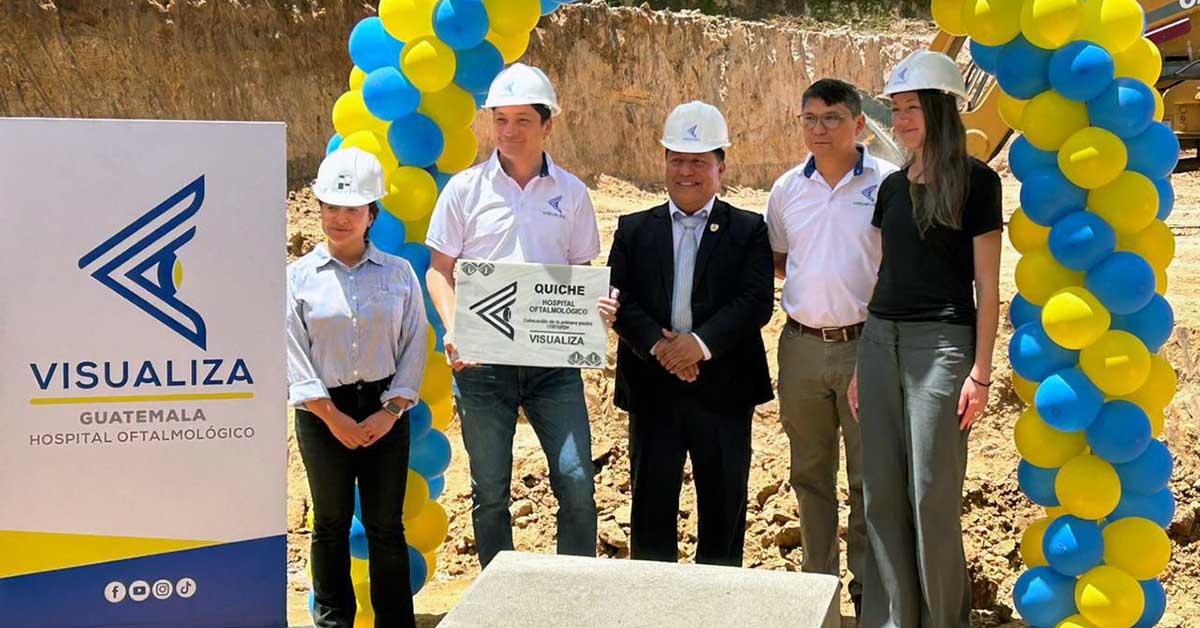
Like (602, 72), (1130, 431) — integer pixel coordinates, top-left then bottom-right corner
(934, 0), (1176, 626)
(311, 0), (576, 621)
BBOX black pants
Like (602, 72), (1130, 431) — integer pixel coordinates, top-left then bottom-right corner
(296, 378), (416, 628)
(628, 394), (753, 566)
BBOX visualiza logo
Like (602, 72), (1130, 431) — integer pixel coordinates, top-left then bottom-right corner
(685, 124), (700, 141)
(79, 176), (207, 350)
(471, 281), (517, 341)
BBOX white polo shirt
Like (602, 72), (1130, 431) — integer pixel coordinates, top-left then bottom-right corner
(766, 145), (899, 328)
(425, 151), (601, 265)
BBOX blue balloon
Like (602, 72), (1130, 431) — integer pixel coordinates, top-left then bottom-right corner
(1018, 459), (1061, 506)
(1048, 41), (1115, 102)
(348, 17), (404, 73)
(363, 67), (421, 121)
(1114, 439), (1173, 496)
(1043, 515), (1104, 576)
(426, 474), (446, 500)
(434, 0), (490, 50)
(1086, 400), (1152, 464)
(308, 591), (315, 613)
(540, 0), (561, 15)
(1109, 488), (1175, 528)
(349, 516), (369, 559)
(408, 545), (427, 594)
(399, 242), (432, 275)
(326, 133), (344, 155)
(409, 401), (434, 444)
(472, 91), (489, 108)
(1126, 122), (1180, 181)
(996, 36), (1054, 99)
(424, 165), (454, 193)
(410, 428), (452, 478)
(453, 41), (505, 95)
(1009, 322), (1080, 383)
(1154, 177), (1174, 221)
(1035, 368), (1104, 432)
(1021, 167), (1087, 226)
(369, 207), (409, 254)
(1112, 294), (1174, 353)
(970, 39), (1002, 75)
(1088, 78), (1156, 139)
(388, 113), (445, 168)
(1010, 135), (1058, 182)
(1009, 293), (1043, 330)
(1048, 211), (1116, 271)
(1134, 579), (1167, 628)
(1086, 252), (1156, 315)
(1013, 566), (1078, 627)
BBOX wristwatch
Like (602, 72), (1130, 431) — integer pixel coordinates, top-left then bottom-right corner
(383, 400), (406, 418)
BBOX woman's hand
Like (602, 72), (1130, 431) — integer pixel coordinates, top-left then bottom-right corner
(327, 412), (371, 449)
(957, 371), (991, 430)
(361, 409), (399, 446)
(848, 367), (859, 422)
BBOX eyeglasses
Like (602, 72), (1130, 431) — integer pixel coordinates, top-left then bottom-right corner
(800, 113), (850, 130)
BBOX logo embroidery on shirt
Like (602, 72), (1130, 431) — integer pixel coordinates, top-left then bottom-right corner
(543, 195), (565, 218)
(861, 185), (878, 202)
(684, 124), (700, 141)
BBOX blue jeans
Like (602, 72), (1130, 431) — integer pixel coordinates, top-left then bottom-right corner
(453, 365), (597, 566)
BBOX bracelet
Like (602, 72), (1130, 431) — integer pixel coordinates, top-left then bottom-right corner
(970, 375), (991, 388)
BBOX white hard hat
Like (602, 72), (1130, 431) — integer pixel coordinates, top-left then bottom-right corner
(313, 147), (386, 207)
(484, 63), (562, 116)
(882, 50), (968, 102)
(660, 100), (732, 153)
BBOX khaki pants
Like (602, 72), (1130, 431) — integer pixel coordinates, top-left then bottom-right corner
(777, 324), (865, 601)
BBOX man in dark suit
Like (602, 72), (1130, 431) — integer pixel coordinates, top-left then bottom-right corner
(608, 101), (775, 566)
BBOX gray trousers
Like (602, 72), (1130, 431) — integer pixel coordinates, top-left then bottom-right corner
(777, 326), (865, 600)
(856, 315), (975, 628)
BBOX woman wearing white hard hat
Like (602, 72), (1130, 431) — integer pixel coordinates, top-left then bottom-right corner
(287, 147), (426, 628)
(848, 50), (1002, 627)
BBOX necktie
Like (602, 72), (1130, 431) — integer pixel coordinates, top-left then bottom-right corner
(671, 212), (705, 333)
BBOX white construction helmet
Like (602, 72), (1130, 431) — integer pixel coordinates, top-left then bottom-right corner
(660, 101), (732, 153)
(484, 63), (562, 116)
(313, 147), (386, 207)
(882, 50), (968, 102)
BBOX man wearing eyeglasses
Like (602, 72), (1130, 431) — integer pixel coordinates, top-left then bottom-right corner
(765, 78), (898, 621)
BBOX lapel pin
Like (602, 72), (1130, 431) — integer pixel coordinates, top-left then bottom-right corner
(710, 223), (719, 232)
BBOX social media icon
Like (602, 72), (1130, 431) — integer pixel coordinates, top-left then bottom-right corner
(129, 580), (150, 602)
(104, 581), (127, 603)
(153, 579), (173, 600)
(176, 577), (197, 599)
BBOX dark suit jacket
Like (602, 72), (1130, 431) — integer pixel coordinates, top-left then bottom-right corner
(608, 198), (775, 413)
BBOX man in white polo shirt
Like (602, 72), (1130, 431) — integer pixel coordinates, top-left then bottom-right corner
(425, 63), (616, 568)
(766, 78), (898, 619)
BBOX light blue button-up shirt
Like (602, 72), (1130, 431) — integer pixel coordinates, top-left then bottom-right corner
(286, 242), (428, 407)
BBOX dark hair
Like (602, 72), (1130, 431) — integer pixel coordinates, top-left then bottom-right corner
(531, 104), (553, 123)
(802, 79), (863, 117)
(909, 90), (970, 234)
(665, 147), (726, 162)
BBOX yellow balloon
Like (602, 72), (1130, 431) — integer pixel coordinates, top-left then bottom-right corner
(1076, 0), (1146, 55)
(380, 166), (438, 222)
(1154, 265), (1168, 296)
(1152, 88), (1164, 122)
(1013, 372), (1039, 404)
(1045, 505), (1068, 518)
(1075, 565), (1145, 628)
(332, 90), (388, 137)
(1103, 517), (1171, 579)
(418, 84), (479, 130)
(350, 557), (370, 586)
(487, 29), (531, 64)
(1015, 248), (1084, 305)
(401, 37), (457, 93)
(350, 66), (368, 91)
(379, 0), (437, 41)
(1042, 286), (1111, 350)
(1009, 207), (1050, 254)
(1080, 330), (1152, 396)
(1015, 406), (1088, 468)
(1148, 408), (1164, 438)
(406, 216), (432, 244)
(436, 125), (480, 173)
(353, 608), (374, 628)
(340, 129), (399, 172)
(1021, 516), (1053, 568)
(1021, 0), (1085, 50)
(1117, 354), (1176, 412)
(933, 0), (969, 34)
(1056, 614), (1101, 628)
(1113, 37), (1163, 86)
(1058, 127), (1128, 190)
(1022, 90), (1090, 151)
(425, 324), (438, 357)
(1117, 220), (1174, 271)
(423, 550), (438, 583)
(428, 394), (455, 431)
(404, 469), (430, 520)
(998, 91), (1029, 132)
(962, 0), (1023, 46)
(482, 0), (541, 37)
(420, 358), (453, 401)
(1055, 454), (1120, 520)
(408, 500), (450, 553)
(1088, 171), (1159, 235)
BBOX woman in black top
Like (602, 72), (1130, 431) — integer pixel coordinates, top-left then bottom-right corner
(848, 51), (1002, 628)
